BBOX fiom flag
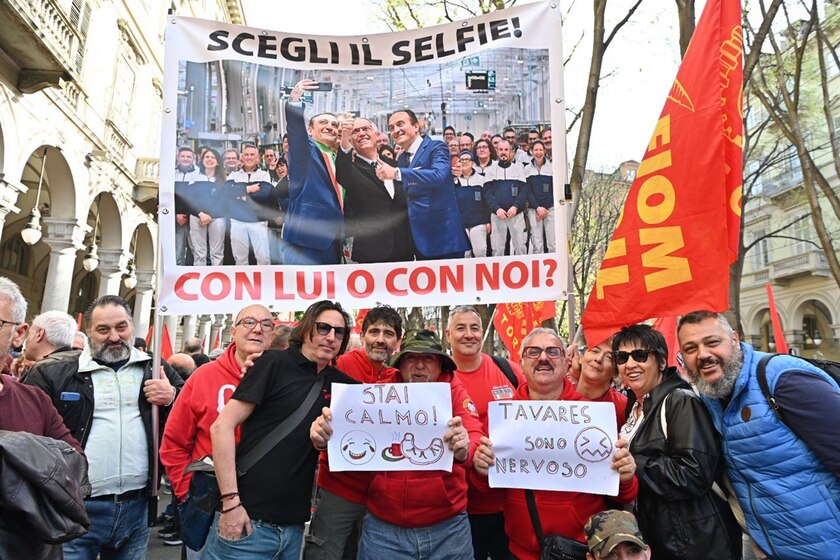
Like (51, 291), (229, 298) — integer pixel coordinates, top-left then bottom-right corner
(582, 0), (743, 346)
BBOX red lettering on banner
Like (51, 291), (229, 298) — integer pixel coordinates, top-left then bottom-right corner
(503, 261), (528, 289)
(202, 272), (231, 301)
(440, 265), (464, 292)
(386, 268), (408, 296)
(174, 273), (200, 301)
(476, 263), (500, 290)
(234, 272), (261, 299)
(296, 271), (336, 300)
(273, 272), (295, 300)
(409, 267), (435, 295)
(347, 270), (374, 298)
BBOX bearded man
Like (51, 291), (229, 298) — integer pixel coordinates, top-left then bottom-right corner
(25, 295), (184, 559)
(677, 310), (840, 559)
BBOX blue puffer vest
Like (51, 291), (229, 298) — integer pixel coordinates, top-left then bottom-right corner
(700, 343), (840, 559)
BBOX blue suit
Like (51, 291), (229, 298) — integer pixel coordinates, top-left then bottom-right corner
(282, 102), (343, 265)
(398, 136), (469, 259)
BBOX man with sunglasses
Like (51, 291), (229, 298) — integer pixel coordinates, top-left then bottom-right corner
(205, 300), (356, 560)
(160, 304), (275, 557)
(282, 79), (344, 265)
(474, 327), (638, 560)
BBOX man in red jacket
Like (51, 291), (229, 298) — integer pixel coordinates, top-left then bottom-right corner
(310, 329), (484, 560)
(304, 306), (402, 560)
(446, 305), (524, 560)
(160, 304), (274, 557)
(474, 328), (638, 560)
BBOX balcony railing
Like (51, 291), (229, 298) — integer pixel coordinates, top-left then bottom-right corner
(763, 167), (803, 198)
(135, 158), (160, 187)
(0, 0), (83, 91)
(770, 249), (830, 281)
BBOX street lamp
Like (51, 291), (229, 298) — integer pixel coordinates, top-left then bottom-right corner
(20, 148), (48, 245)
(82, 194), (101, 272)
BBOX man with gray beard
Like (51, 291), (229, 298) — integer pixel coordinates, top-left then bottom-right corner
(25, 295), (184, 559)
(677, 310), (840, 560)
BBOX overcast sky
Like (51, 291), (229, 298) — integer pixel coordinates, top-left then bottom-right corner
(241, 0), (709, 170)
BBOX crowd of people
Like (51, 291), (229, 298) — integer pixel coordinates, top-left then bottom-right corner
(174, 79), (558, 266)
(0, 272), (837, 559)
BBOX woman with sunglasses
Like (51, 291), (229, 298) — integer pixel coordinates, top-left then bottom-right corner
(613, 324), (741, 560)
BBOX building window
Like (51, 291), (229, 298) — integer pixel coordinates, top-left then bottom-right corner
(790, 217), (814, 255)
(826, 45), (839, 79)
(110, 50), (137, 132)
(746, 160), (763, 194)
(748, 228), (770, 269)
(0, 237), (27, 276)
(69, 0), (91, 74)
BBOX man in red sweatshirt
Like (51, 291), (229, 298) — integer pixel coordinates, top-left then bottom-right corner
(310, 329), (484, 560)
(160, 304), (274, 556)
(304, 305), (402, 560)
(446, 305), (524, 560)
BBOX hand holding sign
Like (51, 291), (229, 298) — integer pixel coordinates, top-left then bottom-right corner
(443, 416), (469, 463)
(310, 407), (333, 451)
(610, 438), (635, 482)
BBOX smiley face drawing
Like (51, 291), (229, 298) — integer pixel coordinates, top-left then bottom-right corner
(340, 431), (376, 465)
(574, 427), (613, 463)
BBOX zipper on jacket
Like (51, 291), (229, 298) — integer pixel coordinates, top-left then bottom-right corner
(748, 482), (779, 558)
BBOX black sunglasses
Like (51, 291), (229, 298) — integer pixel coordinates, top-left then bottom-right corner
(614, 348), (653, 365)
(315, 321), (348, 340)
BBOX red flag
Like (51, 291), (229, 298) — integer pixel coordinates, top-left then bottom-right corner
(581, 0), (743, 346)
(76, 313), (83, 330)
(145, 325), (153, 347)
(494, 301), (556, 361)
(212, 329), (222, 351)
(355, 309), (370, 334)
(160, 324), (174, 360)
(652, 316), (680, 368)
(765, 283), (789, 354)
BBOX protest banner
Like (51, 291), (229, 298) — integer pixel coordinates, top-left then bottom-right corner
(327, 382), (454, 472)
(487, 400), (619, 495)
(158, 2), (567, 315)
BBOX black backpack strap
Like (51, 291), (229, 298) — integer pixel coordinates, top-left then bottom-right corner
(236, 375), (326, 476)
(757, 354), (784, 422)
(524, 489), (544, 544)
(491, 355), (519, 389)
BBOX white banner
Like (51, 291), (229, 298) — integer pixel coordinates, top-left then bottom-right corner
(487, 400), (619, 495)
(159, 2), (567, 314)
(327, 383), (454, 472)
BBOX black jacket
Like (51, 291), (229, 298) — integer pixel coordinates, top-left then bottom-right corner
(24, 349), (184, 524)
(0, 430), (90, 559)
(626, 368), (741, 560)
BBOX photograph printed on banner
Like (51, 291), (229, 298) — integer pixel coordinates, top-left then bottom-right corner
(170, 48), (557, 270)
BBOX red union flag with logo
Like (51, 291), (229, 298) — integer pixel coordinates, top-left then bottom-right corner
(582, 0), (743, 345)
(494, 301), (556, 361)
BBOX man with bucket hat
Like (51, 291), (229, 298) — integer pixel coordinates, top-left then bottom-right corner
(585, 510), (650, 560)
(310, 329), (484, 559)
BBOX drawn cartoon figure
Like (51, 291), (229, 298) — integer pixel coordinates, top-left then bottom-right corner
(340, 430), (376, 465)
(400, 433), (445, 465)
(574, 427), (613, 463)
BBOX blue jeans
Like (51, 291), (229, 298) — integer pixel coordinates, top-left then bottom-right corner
(63, 496), (150, 560)
(358, 511), (473, 560)
(202, 511), (304, 560)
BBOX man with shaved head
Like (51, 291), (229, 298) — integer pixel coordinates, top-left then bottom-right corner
(335, 116), (414, 263)
(161, 304), (275, 557)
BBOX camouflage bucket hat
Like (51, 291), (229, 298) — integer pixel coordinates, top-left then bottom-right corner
(584, 510), (647, 557)
(386, 329), (457, 372)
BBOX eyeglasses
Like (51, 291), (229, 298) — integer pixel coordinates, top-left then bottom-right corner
(236, 317), (274, 331)
(315, 322), (348, 340)
(0, 318), (21, 330)
(614, 349), (653, 365)
(352, 125), (374, 136)
(523, 346), (563, 359)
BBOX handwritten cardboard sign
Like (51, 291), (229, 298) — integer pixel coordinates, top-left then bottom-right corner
(328, 383), (454, 472)
(488, 400), (619, 495)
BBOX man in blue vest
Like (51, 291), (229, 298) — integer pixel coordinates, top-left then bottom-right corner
(677, 310), (840, 559)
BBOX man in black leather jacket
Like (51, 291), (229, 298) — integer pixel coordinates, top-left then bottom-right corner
(25, 295), (184, 559)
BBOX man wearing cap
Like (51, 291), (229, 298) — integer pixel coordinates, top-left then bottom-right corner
(310, 329), (484, 559)
(585, 510), (650, 560)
